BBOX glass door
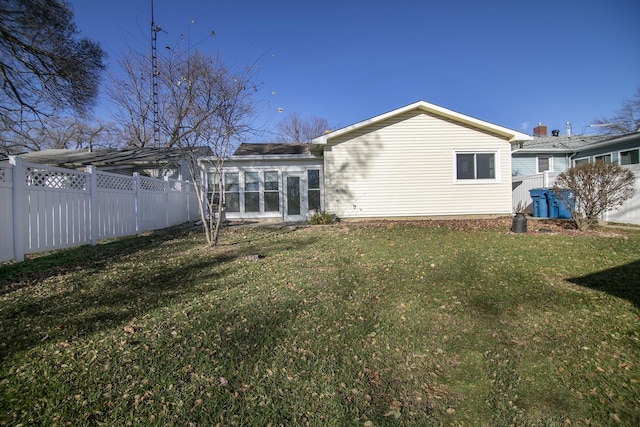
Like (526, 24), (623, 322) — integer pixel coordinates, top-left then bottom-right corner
(284, 174), (304, 222)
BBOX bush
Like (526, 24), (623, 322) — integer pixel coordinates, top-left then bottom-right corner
(553, 162), (635, 231)
(308, 211), (337, 225)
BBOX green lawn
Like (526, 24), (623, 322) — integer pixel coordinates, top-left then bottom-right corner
(1, 221), (639, 426)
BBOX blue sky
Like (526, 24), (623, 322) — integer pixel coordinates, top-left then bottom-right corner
(68, 0), (640, 140)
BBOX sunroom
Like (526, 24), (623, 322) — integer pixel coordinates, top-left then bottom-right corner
(202, 143), (324, 223)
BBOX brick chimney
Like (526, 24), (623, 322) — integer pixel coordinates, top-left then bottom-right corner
(533, 122), (547, 137)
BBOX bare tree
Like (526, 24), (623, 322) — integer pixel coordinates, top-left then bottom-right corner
(592, 87), (640, 134)
(108, 53), (154, 148)
(553, 162), (635, 231)
(111, 47), (259, 245)
(0, 116), (119, 156)
(0, 0), (105, 127)
(274, 112), (332, 143)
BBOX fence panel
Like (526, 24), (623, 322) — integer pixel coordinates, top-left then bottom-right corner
(603, 165), (640, 225)
(1, 158), (199, 263)
(138, 175), (169, 232)
(0, 162), (15, 262)
(21, 162), (91, 255)
(94, 170), (137, 239)
(512, 171), (560, 213)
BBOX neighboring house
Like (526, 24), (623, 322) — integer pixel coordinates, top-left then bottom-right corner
(202, 101), (532, 222)
(511, 126), (640, 224)
(17, 147), (210, 180)
(511, 124), (640, 175)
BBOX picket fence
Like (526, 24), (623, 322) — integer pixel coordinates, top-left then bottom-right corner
(0, 157), (201, 263)
(512, 165), (640, 225)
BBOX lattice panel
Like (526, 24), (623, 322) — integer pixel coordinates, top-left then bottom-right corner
(26, 166), (87, 190)
(0, 166), (5, 183)
(97, 174), (134, 191)
(140, 177), (167, 192)
(169, 180), (183, 192)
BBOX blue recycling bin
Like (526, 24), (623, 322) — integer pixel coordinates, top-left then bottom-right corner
(529, 188), (549, 217)
(548, 189), (574, 219)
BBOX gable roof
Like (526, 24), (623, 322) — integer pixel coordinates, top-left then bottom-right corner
(511, 132), (640, 154)
(311, 100), (533, 145)
(233, 143), (310, 156)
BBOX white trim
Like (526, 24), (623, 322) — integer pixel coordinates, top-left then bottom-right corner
(311, 100), (532, 146)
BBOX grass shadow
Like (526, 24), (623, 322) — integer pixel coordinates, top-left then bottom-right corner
(0, 225), (320, 363)
(567, 259), (640, 308)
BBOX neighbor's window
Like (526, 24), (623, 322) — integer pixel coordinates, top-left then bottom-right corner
(594, 154), (612, 163)
(244, 171), (259, 212)
(620, 149), (639, 165)
(537, 156), (550, 173)
(264, 171), (280, 212)
(224, 172), (239, 212)
(574, 158), (589, 166)
(456, 152), (496, 180)
(307, 169), (321, 212)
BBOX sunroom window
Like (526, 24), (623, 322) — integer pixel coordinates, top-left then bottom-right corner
(264, 171), (280, 212)
(244, 171), (259, 212)
(307, 169), (321, 212)
(224, 172), (239, 212)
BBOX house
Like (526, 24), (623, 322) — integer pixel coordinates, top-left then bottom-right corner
(511, 123), (640, 175)
(511, 125), (640, 224)
(17, 146), (211, 180)
(202, 101), (532, 223)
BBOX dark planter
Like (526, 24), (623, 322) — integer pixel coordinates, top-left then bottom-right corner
(512, 214), (527, 233)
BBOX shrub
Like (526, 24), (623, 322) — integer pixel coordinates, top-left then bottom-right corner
(553, 161), (635, 231)
(308, 211), (337, 225)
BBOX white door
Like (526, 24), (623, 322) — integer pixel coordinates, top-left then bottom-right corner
(283, 173), (305, 222)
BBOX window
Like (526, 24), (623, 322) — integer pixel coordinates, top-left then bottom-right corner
(456, 152), (496, 180)
(574, 158), (589, 166)
(207, 172), (220, 205)
(620, 149), (639, 165)
(537, 156), (550, 173)
(264, 171), (280, 212)
(224, 172), (239, 212)
(307, 169), (321, 212)
(244, 172), (259, 212)
(594, 154), (612, 163)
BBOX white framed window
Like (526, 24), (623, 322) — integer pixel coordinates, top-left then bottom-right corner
(620, 149), (639, 165)
(594, 154), (612, 163)
(537, 156), (551, 173)
(244, 171), (260, 212)
(307, 169), (321, 212)
(264, 171), (280, 212)
(574, 157), (589, 167)
(224, 172), (240, 212)
(455, 151), (498, 182)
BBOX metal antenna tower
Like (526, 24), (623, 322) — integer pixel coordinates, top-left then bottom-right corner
(150, 0), (160, 147)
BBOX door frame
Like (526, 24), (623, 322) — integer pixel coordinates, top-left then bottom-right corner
(283, 172), (306, 222)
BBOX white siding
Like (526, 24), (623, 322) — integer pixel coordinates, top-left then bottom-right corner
(323, 110), (513, 218)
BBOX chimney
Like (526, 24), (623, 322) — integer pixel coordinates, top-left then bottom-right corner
(533, 122), (547, 137)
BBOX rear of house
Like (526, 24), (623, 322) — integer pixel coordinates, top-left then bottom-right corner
(202, 101), (532, 223)
(312, 101), (531, 220)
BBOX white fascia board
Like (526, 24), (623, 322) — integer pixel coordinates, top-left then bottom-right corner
(311, 100), (532, 146)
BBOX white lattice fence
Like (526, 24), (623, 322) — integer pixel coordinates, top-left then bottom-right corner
(93, 169), (137, 239)
(2, 158), (199, 262)
(19, 162), (92, 255)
